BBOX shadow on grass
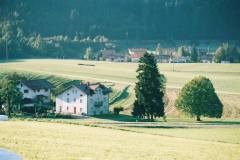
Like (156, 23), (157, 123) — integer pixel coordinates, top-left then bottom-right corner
(123, 125), (188, 129)
(0, 59), (26, 63)
(93, 114), (149, 122)
(199, 120), (240, 125)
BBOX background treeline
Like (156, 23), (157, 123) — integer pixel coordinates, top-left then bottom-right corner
(1, 0), (240, 40)
(0, 0), (240, 59)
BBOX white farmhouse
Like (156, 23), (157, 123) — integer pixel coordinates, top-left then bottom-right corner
(17, 79), (54, 106)
(55, 83), (112, 116)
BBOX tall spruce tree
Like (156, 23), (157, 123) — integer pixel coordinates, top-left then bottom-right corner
(132, 53), (165, 121)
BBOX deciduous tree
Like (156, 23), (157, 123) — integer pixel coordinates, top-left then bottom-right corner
(175, 76), (223, 121)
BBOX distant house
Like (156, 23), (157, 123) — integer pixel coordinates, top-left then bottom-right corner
(55, 82), (112, 116)
(199, 54), (214, 63)
(155, 54), (171, 63)
(161, 48), (176, 56)
(128, 48), (147, 55)
(17, 79), (54, 106)
(171, 56), (190, 63)
(130, 53), (143, 62)
(101, 49), (125, 62)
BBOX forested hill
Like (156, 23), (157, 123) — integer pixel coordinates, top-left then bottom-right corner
(1, 0), (240, 40)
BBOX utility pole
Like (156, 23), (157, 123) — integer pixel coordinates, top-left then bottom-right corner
(173, 62), (175, 72)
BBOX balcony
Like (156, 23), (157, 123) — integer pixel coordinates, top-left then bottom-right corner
(94, 101), (103, 107)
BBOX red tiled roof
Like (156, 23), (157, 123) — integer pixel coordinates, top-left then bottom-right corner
(130, 53), (143, 58)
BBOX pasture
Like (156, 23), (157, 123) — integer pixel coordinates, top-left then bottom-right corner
(0, 59), (240, 93)
(0, 60), (240, 160)
(0, 59), (240, 117)
(0, 119), (239, 160)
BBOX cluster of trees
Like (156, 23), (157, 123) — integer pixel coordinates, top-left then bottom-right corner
(176, 46), (199, 62)
(214, 43), (240, 63)
(0, 12), (109, 59)
(132, 52), (223, 121)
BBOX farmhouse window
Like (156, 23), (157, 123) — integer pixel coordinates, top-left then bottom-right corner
(45, 89), (48, 92)
(37, 89), (40, 92)
(80, 108), (83, 112)
(59, 106), (62, 112)
(67, 106), (69, 111)
(94, 101), (103, 107)
(80, 99), (82, 103)
(67, 98), (70, 102)
(24, 89), (29, 93)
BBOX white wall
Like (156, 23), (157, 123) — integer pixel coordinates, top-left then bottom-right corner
(87, 87), (109, 116)
(17, 83), (51, 102)
(55, 86), (88, 115)
(56, 86), (109, 116)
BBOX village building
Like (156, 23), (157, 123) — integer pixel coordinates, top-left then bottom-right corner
(17, 79), (54, 106)
(128, 48), (147, 55)
(129, 53), (143, 62)
(55, 82), (111, 116)
(155, 54), (171, 63)
(100, 49), (125, 62)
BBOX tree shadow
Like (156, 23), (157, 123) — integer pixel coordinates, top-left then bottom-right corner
(93, 114), (148, 122)
(0, 59), (26, 63)
(122, 125), (188, 129)
(198, 120), (240, 125)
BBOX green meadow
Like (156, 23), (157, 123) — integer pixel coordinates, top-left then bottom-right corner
(0, 59), (240, 160)
(0, 118), (239, 160)
(0, 59), (240, 93)
(0, 59), (240, 117)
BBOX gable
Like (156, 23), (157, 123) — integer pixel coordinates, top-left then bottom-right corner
(56, 85), (87, 98)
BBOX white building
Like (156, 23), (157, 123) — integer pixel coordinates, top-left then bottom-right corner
(128, 48), (147, 55)
(17, 79), (54, 106)
(55, 83), (111, 116)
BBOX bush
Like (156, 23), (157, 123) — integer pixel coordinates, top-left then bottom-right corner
(113, 106), (124, 115)
(54, 113), (72, 119)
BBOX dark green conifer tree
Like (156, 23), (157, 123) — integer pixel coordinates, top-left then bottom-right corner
(132, 53), (165, 121)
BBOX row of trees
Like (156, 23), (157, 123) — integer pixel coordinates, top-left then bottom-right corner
(132, 53), (223, 121)
(0, 14), (109, 59)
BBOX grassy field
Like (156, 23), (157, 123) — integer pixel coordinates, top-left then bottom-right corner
(0, 59), (240, 117)
(0, 59), (240, 93)
(0, 119), (239, 160)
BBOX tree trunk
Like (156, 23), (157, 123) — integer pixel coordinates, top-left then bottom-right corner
(196, 115), (201, 121)
(146, 114), (150, 121)
(150, 114), (154, 121)
(35, 105), (37, 118)
(7, 98), (11, 118)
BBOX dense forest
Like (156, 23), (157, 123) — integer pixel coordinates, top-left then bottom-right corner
(1, 0), (240, 40)
(0, 0), (240, 59)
